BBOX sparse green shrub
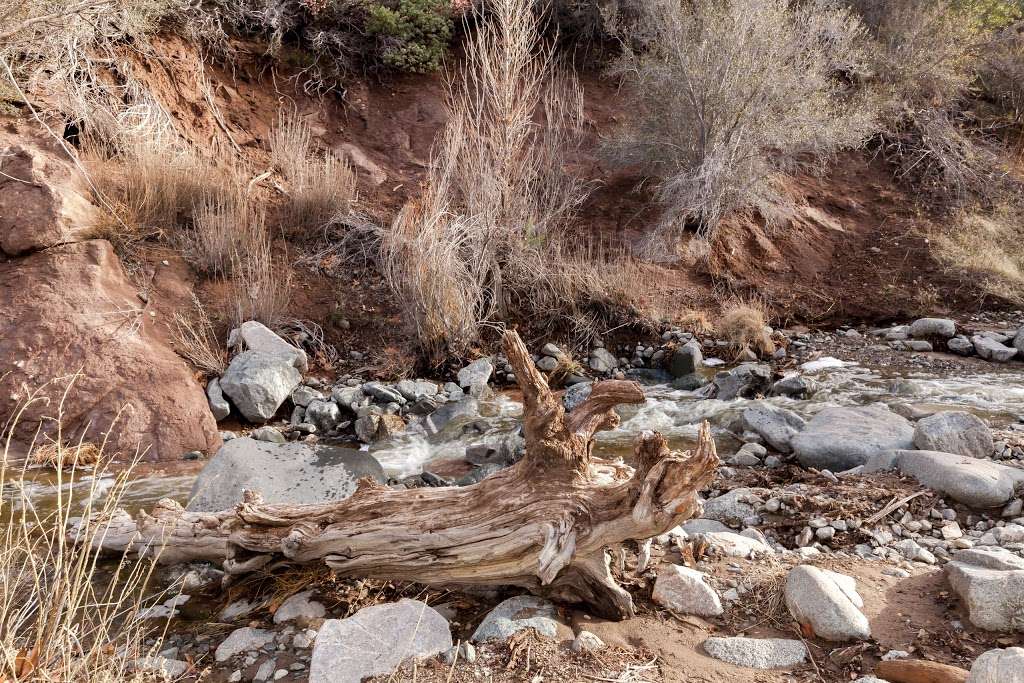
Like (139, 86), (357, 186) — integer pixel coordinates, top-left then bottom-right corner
(365, 0), (453, 73)
(605, 0), (876, 249)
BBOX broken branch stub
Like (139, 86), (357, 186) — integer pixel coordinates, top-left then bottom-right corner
(81, 329), (719, 618)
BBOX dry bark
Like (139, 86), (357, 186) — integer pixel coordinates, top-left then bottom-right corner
(83, 329), (719, 618)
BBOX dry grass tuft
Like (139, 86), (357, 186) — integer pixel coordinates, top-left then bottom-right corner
(183, 189), (266, 278)
(29, 441), (100, 469)
(932, 206), (1024, 303)
(228, 232), (293, 330)
(172, 295), (227, 377)
(719, 301), (775, 358)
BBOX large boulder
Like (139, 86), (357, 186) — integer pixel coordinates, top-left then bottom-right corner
(219, 350), (302, 423)
(791, 405), (914, 472)
(909, 318), (956, 339)
(0, 240), (220, 461)
(867, 450), (1024, 508)
(784, 566), (870, 641)
(741, 403), (806, 454)
(948, 550), (1024, 632)
(968, 647), (1024, 682)
(228, 320), (307, 373)
(0, 131), (98, 256)
(913, 411), (994, 459)
(705, 364), (772, 401)
(669, 341), (703, 378)
(188, 437), (385, 511)
(309, 599), (452, 683)
(973, 335), (1018, 363)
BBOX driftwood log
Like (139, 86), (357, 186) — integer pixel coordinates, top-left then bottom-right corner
(86, 330), (719, 618)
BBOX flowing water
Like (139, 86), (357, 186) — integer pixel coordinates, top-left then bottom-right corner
(7, 361), (1024, 517)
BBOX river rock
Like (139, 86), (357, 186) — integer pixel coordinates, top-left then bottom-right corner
(909, 318), (956, 339)
(651, 565), (722, 616)
(968, 647), (1024, 682)
(707, 364), (772, 401)
(771, 374), (818, 399)
(973, 335), (1018, 363)
(220, 350), (302, 423)
(784, 566), (870, 641)
(309, 599), (452, 683)
(395, 379), (439, 402)
(589, 347), (618, 373)
(702, 637), (807, 669)
(207, 378), (231, 421)
(949, 336), (975, 355)
(741, 403), (806, 454)
(702, 488), (763, 526)
(701, 531), (773, 558)
(354, 414), (406, 443)
(472, 596), (560, 642)
(792, 405), (914, 472)
(305, 399), (342, 432)
(228, 320), (307, 373)
(215, 627), (275, 662)
(188, 437), (384, 511)
(290, 385), (323, 407)
(274, 591), (326, 624)
(457, 358), (493, 397)
(425, 397), (479, 435)
(947, 552), (1024, 631)
(1015, 328), (1024, 356)
(914, 411), (994, 458)
(570, 631), (606, 653)
(669, 341), (703, 377)
(867, 450), (1024, 508)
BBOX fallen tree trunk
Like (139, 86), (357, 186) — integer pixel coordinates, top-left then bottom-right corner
(84, 330), (719, 618)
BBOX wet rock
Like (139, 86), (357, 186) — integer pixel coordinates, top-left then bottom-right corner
(215, 628), (275, 662)
(669, 341), (703, 377)
(457, 358), (493, 397)
(792, 405), (914, 472)
(867, 450), (1024, 508)
(702, 637), (807, 669)
(425, 397), (479, 435)
(914, 411), (994, 459)
(968, 646), (1024, 682)
(563, 382), (593, 412)
(672, 373), (709, 391)
(354, 414), (406, 443)
(221, 350), (302, 423)
(949, 336), (975, 355)
(973, 335), (1018, 363)
(472, 596), (559, 642)
(229, 320), (308, 373)
(948, 553), (1024, 631)
(741, 403), (806, 454)
(310, 599), (452, 683)
(651, 565), (722, 616)
(274, 591), (326, 624)
(784, 566), (870, 641)
(188, 438), (384, 511)
(1015, 328), (1024, 357)
(771, 374), (818, 399)
(465, 432), (524, 468)
(706, 364), (772, 401)
(909, 318), (956, 339)
(207, 378), (231, 421)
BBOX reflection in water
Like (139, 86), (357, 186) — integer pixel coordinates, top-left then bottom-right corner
(6, 364), (1024, 514)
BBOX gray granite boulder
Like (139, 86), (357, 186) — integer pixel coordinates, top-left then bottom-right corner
(471, 596), (559, 642)
(206, 378), (230, 421)
(741, 403), (806, 454)
(913, 411), (994, 459)
(968, 647), (1024, 682)
(974, 335), (1018, 362)
(771, 374), (818, 399)
(188, 437), (384, 511)
(589, 347), (618, 373)
(792, 405), (914, 472)
(220, 350), (302, 423)
(703, 637), (807, 669)
(702, 488), (763, 526)
(784, 566), (870, 641)
(457, 358), (493, 397)
(909, 318), (956, 339)
(651, 565), (722, 616)
(309, 599), (452, 683)
(707, 363), (772, 401)
(866, 450), (1024, 508)
(948, 553), (1024, 632)
(669, 341), (703, 377)
(425, 397), (479, 435)
(229, 320), (307, 372)
(215, 627), (275, 662)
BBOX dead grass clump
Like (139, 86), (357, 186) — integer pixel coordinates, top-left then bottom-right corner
(718, 301), (775, 358)
(228, 232), (293, 329)
(29, 441), (100, 469)
(931, 206), (1024, 303)
(184, 190), (266, 278)
(172, 295), (227, 376)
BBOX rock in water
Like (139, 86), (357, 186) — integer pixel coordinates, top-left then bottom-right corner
(457, 358), (493, 397)
(651, 565), (723, 617)
(741, 403), (806, 454)
(220, 350), (302, 423)
(471, 596), (560, 642)
(973, 335), (1018, 363)
(791, 405), (914, 471)
(708, 364), (772, 400)
(913, 411), (994, 459)
(784, 565), (870, 641)
(947, 551), (1024, 632)
(669, 341), (703, 377)
(771, 374), (818, 399)
(0, 240), (221, 461)
(188, 437), (384, 511)
(867, 450), (1024, 508)
(309, 599), (452, 683)
(909, 318), (956, 339)
(703, 637), (807, 669)
(968, 647), (1024, 682)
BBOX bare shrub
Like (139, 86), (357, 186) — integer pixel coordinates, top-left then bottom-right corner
(606, 0), (876, 249)
(172, 294), (227, 376)
(932, 205), (1024, 303)
(228, 232), (293, 329)
(718, 301), (774, 358)
(267, 112), (313, 182)
(185, 190), (265, 278)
